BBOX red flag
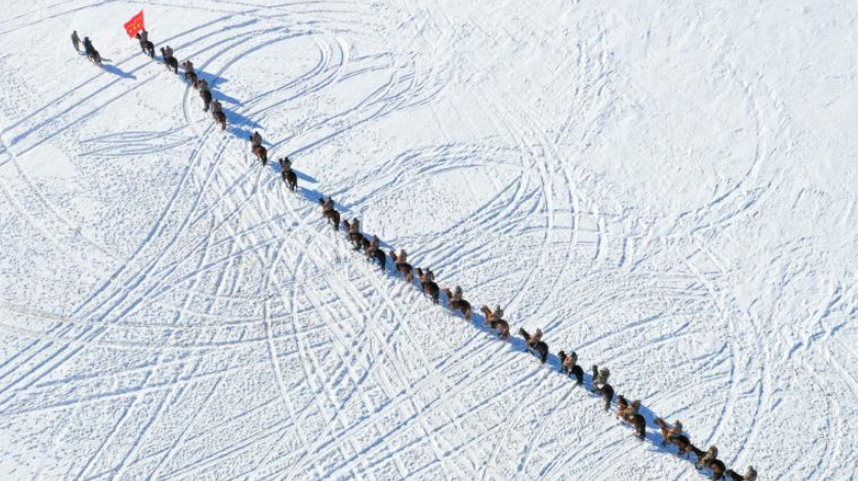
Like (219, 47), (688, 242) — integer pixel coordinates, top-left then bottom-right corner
(123, 10), (145, 38)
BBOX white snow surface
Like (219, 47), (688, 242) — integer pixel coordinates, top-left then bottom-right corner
(1, 0), (857, 479)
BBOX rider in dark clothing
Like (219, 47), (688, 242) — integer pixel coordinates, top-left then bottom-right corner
(82, 37), (94, 55)
(71, 31), (81, 52)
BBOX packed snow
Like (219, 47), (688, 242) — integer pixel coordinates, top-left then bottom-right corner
(1, 0), (857, 479)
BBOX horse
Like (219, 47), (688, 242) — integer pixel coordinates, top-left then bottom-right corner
(87, 49), (102, 66)
(201, 89), (212, 112)
(389, 250), (413, 283)
(160, 48), (178, 73)
(440, 288), (472, 320)
(251, 144), (268, 166)
(139, 39), (155, 58)
(725, 468), (756, 481)
(517, 328), (549, 363)
(617, 395), (629, 418)
(630, 414), (646, 440)
(213, 111), (226, 131)
(479, 305), (509, 339)
(281, 167), (298, 191)
(558, 351), (583, 385)
(708, 459), (727, 480)
(416, 268), (440, 304)
(594, 382), (614, 411)
(185, 70), (198, 86)
(342, 220), (366, 250)
(367, 246), (386, 272)
(318, 199), (340, 231)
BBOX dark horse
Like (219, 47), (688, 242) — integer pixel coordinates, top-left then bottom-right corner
(87, 49), (102, 66)
(200, 89), (212, 112)
(139, 39), (155, 58)
(596, 382), (615, 412)
(160, 48), (178, 73)
(415, 268), (440, 304)
(251, 144), (268, 166)
(441, 288), (472, 320)
(318, 199), (340, 231)
(389, 250), (413, 283)
(517, 328), (549, 363)
(213, 111), (226, 131)
(281, 167), (298, 192)
(479, 305), (510, 339)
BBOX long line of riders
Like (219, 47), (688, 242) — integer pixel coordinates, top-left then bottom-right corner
(74, 29), (758, 481)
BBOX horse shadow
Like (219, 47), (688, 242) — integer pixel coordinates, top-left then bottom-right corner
(102, 64), (135, 80)
(225, 111), (262, 142)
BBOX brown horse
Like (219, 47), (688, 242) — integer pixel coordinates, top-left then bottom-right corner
(251, 144), (268, 166)
(725, 467), (756, 481)
(630, 414), (646, 440)
(517, 328), (549, 363)
(708, 459), (727, 480)
(213, 111), (226, 131)
(441, 288), (472, 320)
(318, 199), (340, 231)
(367, 246), (386, 272)
(185, 70), (198, 86)
(416, 268), (440, 304)
(389, 250), (413, 283)
(479, 305), (509, 339)
(341, 220), (364, 248)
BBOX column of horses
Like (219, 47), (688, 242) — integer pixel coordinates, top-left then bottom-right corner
(141, 40), (755, 481)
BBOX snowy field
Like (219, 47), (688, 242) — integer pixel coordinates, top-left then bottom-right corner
(1, 0), (857, 479)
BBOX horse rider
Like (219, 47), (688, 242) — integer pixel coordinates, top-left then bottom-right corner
(369, 235), (380, 251)
(595, 367), (610, 387)
(197, 78), (210, 94)
(451, 286), (464, 302)
(743, 466), (757, 481)
(488, 305), (504, 321)
(395, 249), (407, 266)
(162, 45), (174, 60)
(423, 267), (435, 282)
(210, 98), (223, 116)
(696, 445), (718, 470)
(667, 420), (684, 440)
(348, 218), (360, 234)
(71, 31), (81, 52)
(527, 328), (543, 349)
(279, 156), (292, 170)
(621, 400), (641, 421)
(250, 131), (263, 148)
(138, 28), (148, 43)
(562, 350), (578, 371)
(182, 60), (195, 75)
(82, 36), (95, 56)
(321, 196), (335, 212)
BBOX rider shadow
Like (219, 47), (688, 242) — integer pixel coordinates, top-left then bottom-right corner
(225, 111), (262, 142)
(102, 64), (135, 80)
